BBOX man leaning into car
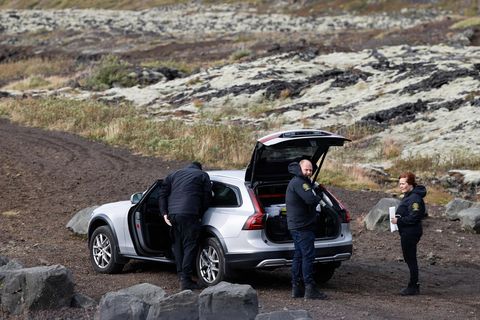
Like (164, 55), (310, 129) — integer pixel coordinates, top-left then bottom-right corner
(159, 161), (212, 290)
(286, 159), (327, 300)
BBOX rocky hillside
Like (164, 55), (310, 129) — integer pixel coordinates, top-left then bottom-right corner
(1, 3), (479, 169)
(94, 44), (480, 161)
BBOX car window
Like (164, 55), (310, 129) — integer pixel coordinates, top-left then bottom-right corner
(211, 182), (241, 207)
(262, 141), (319, 163)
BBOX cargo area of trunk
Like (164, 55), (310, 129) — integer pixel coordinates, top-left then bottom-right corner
(256, 183), (342, 243)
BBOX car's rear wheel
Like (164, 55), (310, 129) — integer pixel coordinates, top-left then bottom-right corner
(314, 262), (338, 284)
(89, 226), (125, 274)
(196, 237), (225, 287)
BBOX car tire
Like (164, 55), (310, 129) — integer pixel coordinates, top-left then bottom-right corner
(196, 237), (226, 287)
(89, 225), (125, 274)
(313, 263), (337, 284)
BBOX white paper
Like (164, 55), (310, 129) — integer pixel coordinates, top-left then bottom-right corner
(389, 206), (398, 232)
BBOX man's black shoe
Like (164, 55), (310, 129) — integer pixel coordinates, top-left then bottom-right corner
(400, 284), (420, 296)
(292, 282), (305, 298)
(180, 279), (201, 291)
(304, 284), (327, 300)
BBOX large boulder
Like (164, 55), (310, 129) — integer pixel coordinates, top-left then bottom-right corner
(71, 293), (97, 309)
(0, 265), (74, 315)
(147, 290), (198, 320)
(364, 198), (400, 231)
(199, 282), (258, 320)
(457, 208), (480, 233)
(0, 256), (23, 271)
(444, 198), (480, 233)
(66, 205), (98, 235)
(117, 283), (167, 305)
(445, 198), (478, 220)
(255, 310), (312, 320)
(95, 283), (166, 320)
(441, 170), (480, 199)
(95, 292), (149, 320)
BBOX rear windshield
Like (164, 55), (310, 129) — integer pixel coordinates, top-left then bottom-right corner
(261, 140), (320, 162)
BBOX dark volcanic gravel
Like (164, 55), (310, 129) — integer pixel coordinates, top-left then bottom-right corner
(0, 118), (479, 320)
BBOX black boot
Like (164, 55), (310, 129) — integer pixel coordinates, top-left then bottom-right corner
(292, 282), (304, 298)
(180, 277), (200, 290)
(304, 284), (327, 300)
(400, 284), (420, 296)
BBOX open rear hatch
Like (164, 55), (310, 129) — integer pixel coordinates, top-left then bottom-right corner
(244, 129), (350, 242)
(245, 129), (349, 187)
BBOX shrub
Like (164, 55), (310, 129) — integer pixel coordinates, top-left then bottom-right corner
(82, 55), (137, 91)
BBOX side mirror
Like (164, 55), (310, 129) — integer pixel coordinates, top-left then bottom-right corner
(130, 192), (143, 204)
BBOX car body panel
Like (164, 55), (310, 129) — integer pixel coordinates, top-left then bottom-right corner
(90, 201), (135, 254)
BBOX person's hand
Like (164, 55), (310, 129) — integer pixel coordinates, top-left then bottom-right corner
(391, 217), (398, 224)
(163, 215), (172, 226)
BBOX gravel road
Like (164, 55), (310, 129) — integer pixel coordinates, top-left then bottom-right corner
(0, 118), (479, 319)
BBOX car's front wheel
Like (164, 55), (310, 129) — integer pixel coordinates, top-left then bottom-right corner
(196, 237), (226, 287)
(89, 225), (125, 274)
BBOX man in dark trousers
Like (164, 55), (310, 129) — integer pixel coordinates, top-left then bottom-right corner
(159, 161), (212, 290)
(286, 159), (327, 300)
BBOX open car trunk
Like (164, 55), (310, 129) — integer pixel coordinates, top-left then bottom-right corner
(256, 183), (344, 243)
(245, 129), (350, 243)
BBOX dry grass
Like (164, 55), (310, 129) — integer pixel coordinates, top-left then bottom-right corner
(4, 75), (69, 90)
(229, 49), (252, 62)
(326, 123), (383, 141)
(318, 161), (379, 191)
(424, 186), (454, 206)
(141, 59), (204, 75)
(0, 0), (265, 9)
(450, 17), (480, 30)
(1, 210), (20, 217)
(380, 137), (402, 159)
(0, 97), (255, 168)
(291, 0), (479, 16)
(0, 0), (477, 15)
(0, 58), (75, 86)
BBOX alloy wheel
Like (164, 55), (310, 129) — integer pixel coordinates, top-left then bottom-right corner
(199, 245), (220, 284)
(92, 233), (112, 269)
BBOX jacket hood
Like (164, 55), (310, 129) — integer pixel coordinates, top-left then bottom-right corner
(187, 162), (202, 170)
(288, 162), (303, 177)
(411, 185), (427, 198)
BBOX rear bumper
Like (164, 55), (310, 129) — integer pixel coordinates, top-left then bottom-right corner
(224, 244), (352, 270)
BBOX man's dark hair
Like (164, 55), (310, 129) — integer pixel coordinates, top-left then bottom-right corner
(192, 161), (202, 170)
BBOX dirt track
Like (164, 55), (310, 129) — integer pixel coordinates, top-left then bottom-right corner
(0, 118), (479, 320)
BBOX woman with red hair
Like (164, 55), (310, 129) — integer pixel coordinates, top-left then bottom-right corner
(391, 172), (427, 296)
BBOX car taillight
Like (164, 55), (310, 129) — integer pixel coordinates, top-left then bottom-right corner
(242, 188), (265, 230)
(343, 208), (351, 223)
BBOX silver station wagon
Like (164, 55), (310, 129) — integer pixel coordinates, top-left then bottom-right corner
(88, 129), (352, 286)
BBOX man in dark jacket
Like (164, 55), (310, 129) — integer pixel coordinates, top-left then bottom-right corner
(286, 159), (327, 300)
(159, 161), (212, 290)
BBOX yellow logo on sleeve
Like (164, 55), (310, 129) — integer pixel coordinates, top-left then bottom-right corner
(302, 183), (311, 191)
(412, 203), (420, 211)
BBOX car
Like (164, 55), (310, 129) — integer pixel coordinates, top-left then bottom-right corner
(88, 129), (352, 287)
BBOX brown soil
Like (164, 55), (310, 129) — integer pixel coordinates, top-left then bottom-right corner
(0, 118), (479, 320)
